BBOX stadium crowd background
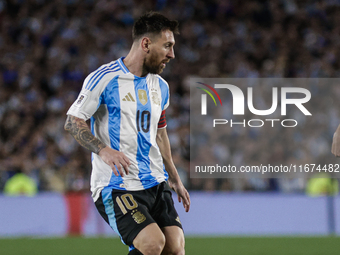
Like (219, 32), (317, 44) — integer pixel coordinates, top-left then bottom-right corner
(1, 0), (340, 194)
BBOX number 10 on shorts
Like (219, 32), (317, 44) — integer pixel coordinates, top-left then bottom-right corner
(116, 194), (138, 214)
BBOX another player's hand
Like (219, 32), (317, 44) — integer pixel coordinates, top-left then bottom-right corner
(332, 125), (340, 157)
(99, 147), (130, 176)
(168, 178), (191, 212)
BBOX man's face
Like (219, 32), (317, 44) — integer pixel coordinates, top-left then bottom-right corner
(143, 30), (175, 74)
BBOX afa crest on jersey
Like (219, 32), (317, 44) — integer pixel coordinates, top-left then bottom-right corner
(151, 91), (160, 106)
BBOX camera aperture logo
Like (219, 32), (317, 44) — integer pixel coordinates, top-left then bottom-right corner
(196, 82), (223, 112)
(197, 83), (312, 128)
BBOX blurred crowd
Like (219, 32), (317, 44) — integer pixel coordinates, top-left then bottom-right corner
(1, 0), (340, 194)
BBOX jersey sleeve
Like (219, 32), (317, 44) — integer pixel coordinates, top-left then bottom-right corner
(163, 91), (170, 110)
(66, 74), (110, 121)
(158, 76), (170, 111)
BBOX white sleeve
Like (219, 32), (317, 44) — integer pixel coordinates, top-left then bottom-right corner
(66, 75), (110, 121)
(163, 90), (170, 110)
(158, 75), (170, 111)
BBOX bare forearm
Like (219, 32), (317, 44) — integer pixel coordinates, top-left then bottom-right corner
(157, 128), (190, 212)
(64, 115), (106, 154)
(157, 129), (180, 181)
(163, 160), (181, 181)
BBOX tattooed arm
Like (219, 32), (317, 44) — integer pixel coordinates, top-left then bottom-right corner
(64, 115), (106, 154)
(64, 115), (130, 176)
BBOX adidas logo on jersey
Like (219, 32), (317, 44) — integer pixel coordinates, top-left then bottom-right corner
(122, 92), (135, 102)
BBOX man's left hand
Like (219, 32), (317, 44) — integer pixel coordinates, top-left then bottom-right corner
(168, 178), (191, 212)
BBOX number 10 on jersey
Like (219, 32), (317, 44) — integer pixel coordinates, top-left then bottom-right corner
(136, 110), (150, 133)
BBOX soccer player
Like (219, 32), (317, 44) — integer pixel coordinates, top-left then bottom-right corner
(332, 124), (340, 157)
(64, 12), (190, 255)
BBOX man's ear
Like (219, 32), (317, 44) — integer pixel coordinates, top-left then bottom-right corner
(141, 37), (151, 53)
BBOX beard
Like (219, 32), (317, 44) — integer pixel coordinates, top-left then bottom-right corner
(143, 51), (166, 75)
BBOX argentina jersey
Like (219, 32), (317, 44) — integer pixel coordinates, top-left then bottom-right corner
(67, 57), (170, 201)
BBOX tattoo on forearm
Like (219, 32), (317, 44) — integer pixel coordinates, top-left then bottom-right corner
(64, 115), (106, 154)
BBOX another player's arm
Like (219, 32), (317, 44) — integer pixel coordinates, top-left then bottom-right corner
(332, 124), (340, 157)
(64, 115), (130, 176)
(156, 128), (190, 212)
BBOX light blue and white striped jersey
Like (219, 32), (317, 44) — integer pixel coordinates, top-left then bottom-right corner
(67, 57), (170, 201)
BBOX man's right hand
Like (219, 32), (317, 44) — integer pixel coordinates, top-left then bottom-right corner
(99, 147), (131, 176)
(64, 115), (131, 176)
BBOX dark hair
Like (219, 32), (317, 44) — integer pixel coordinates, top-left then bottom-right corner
(132, 11), (179, 40)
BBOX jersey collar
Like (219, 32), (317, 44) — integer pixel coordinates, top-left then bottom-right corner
(119, 57), (151, 79)
(118, 57), (130, 74)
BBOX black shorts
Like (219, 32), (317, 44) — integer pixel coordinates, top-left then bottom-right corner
(95, 182), (182, 246)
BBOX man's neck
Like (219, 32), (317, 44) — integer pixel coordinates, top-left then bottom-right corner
(123, 51), (147, 77)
